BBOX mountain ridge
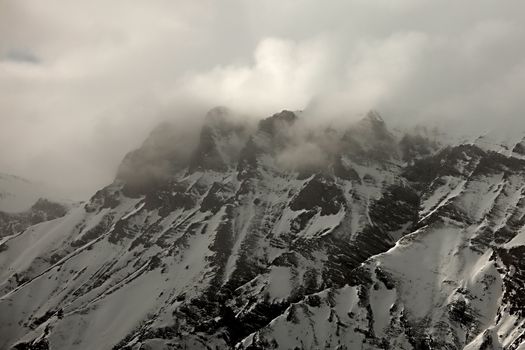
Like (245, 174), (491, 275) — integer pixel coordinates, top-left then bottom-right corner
(0, 108), (524, 350)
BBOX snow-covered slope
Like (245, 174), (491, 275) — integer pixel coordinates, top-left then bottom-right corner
(0, 108), (524, 350)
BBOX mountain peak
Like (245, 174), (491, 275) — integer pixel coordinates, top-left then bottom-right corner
(204, 106), (232, 128)
(258, 110), (298, 135)
(361, 109), (384, 125)
(189, 109), (250, 173)
(3, 108), (525, 350)
(352, 110), (389, 137)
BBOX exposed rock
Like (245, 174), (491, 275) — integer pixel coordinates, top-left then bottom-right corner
(1, 108), (525, 350)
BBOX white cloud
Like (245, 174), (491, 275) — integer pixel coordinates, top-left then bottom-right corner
(1, 0), (525, 198)
(183, 37), (333, 115)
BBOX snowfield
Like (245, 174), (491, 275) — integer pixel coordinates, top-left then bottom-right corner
(1, 109), (525, 349)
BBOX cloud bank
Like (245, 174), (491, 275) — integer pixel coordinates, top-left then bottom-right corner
(2, 0), (525, 198)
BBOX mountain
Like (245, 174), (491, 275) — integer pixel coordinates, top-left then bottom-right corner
(0, 108), (524, 350)
(0, 174), (71, 240)
(0, 173), (55, 213)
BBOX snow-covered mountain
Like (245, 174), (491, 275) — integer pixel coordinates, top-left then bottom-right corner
(0, 174), (71, 240)
(0, 173), (53, 213)
(0, 108), (524, 350)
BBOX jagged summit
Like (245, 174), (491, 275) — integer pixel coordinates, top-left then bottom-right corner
(114, 107), (449, 199)
(202, 106), (237, 132)
(116, 121), (191, 196)
(257, 109), (298, 135)
(355, 110), (388, 133)
(362, 109), (384, 123)
(339, 110), (399, 162)
(2, 107), (525, 350)
(513, 137), (525, 156)
(189, 108), (250, 173)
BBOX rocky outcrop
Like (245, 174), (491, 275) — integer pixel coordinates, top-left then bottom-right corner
(1, 108), (524, 350)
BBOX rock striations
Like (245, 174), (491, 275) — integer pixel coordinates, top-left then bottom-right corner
(0, 108), (524, 350)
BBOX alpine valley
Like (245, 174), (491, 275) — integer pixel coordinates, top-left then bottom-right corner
(1, 108), (525, 350)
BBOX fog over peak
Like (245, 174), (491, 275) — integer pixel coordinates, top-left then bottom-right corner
(2, 0), (525, 199)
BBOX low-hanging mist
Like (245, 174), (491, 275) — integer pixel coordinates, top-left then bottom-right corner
(2, 0), (525, 199)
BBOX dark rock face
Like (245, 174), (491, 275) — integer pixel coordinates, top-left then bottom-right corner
(12, 340), (49, 350)
(189, 107), (251, 173)
(494, 246), (525, 318)
(290, 175), (345, 215)
(333, 155), (360, 182)
(143, 180), (196, 216)
(512, 139), (525, 155)
(117, 122), (193, 197)
(399, 133), (437, 162)
(2, 108), (525, 350)
(403, 144), (485, 189)
(200, 182), (234, 213)
(368, 184), (419, 234)
(341, 110), (399, 162)
(257, 110), (297, 136)
(85, 187), (121, 211)
(237, 138), (261, 180)
(189, 124), (229, 172)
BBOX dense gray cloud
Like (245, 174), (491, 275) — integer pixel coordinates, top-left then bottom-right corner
(1, 0), (525, 199)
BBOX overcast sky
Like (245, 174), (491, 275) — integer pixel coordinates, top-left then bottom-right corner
(2, 0), (525, 199)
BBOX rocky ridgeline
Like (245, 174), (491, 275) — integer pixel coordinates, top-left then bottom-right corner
(0, 108), (524, 350)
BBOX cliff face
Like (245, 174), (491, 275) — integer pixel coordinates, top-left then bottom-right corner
(0, 109), (524, 350)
